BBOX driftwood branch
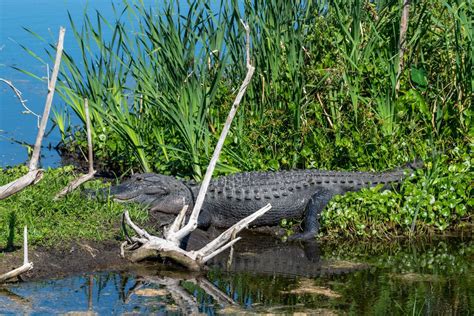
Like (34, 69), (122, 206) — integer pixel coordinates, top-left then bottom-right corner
(0, 226), (33, 283)
(396, 0), (410, 92)
(123, 204), (271, 270)
(164, 20), (256, 246)
(29, 27), (66, 170)
(0, 27), (65, 200)
(0, 171), (44, 199)
(54, 98), (96, 199)
(121, 22), (265, 271)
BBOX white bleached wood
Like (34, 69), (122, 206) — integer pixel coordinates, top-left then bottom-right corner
(0, 27), (65, 200)
(123, 203), (271, 268)
(54, 98), (96, 199)
(200, 237), (242, 264)
(164, 203), (188, 242)
(168, 21), (255, 244)
(54, 172), (96, 200)
(0, 226), (33, 283)
(198, 203), (271, 257)
(29, 27), (65, 171)
(0, 170), (44, 199)
(121, 22), (269, 270)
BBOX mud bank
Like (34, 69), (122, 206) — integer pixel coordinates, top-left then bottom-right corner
(0, 240), (142, 282)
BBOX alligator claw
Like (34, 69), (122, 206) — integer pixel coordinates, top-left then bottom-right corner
(287, 232), (316, 241)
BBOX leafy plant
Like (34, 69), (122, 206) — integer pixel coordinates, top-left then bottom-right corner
(322, 146), (473, 238)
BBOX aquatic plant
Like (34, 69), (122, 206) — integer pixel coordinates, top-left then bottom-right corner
(20, 0), (469, 174)
(322, 146), (473, 238)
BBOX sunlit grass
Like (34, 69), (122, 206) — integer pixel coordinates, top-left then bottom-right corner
(0, 166), (148, 247)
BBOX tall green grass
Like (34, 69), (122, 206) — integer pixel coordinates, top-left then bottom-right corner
(25, 0), (472, 176)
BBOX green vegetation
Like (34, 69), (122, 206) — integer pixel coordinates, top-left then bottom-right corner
(0, 166), (148, 247)
(322, 146), (473, 238)
(10, 0), (473, 238)
(28, 0), (469, 175)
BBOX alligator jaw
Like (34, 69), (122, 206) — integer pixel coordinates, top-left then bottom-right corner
(105, 173), (195, 214)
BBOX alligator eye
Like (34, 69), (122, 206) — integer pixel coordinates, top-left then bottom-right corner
(132, 175), (143, 181)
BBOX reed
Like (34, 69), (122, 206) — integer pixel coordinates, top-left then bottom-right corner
(22, 0), (471, 175)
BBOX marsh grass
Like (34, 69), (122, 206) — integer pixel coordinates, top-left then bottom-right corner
(19, 0), (469, 175)
(0, 166), (148, 247)
(13, 0), (472, 234)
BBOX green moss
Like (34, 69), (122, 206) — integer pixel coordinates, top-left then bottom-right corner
(0, 166), (148, 247)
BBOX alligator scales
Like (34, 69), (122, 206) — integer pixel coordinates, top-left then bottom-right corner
(106, 165), (417, 240)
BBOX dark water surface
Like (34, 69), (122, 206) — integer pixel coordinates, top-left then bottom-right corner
(1, 237), (472, 314)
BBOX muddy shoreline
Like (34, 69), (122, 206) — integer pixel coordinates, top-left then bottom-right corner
(1, 225), (471, 282)
(0, 227), (279, 282)
(0, 240), (146, 282)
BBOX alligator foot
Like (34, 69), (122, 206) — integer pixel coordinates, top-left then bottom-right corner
(287, 231), (316, 241)
(288, 189), (332, 242)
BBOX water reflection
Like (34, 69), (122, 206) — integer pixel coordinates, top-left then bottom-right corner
(0, 237), (473, 314)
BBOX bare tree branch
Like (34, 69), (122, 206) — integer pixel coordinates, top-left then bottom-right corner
(0, 78), (41, 128)
(29, 26), (66, 170)
(396, 0), (410, 92)
(165, 20), (256, 245)
(120, 22), (269, 271)
(54, 98), (96, 199)
(0, 27), (66, 200)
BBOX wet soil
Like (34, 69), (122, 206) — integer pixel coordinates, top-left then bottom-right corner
(0, 240), (143, 282)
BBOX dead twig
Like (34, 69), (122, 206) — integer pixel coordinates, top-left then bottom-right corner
(316, 93), (334, 129)
(0, 78), (41, 128)
(0, 27), (65, 200)
(396, 0), (410, 92)
(0, 226), (33, 283)
(54, 98), (96, 199)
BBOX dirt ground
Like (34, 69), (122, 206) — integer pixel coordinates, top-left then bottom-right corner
(0, 225), (288, 283)
(0, 240), (143, 282)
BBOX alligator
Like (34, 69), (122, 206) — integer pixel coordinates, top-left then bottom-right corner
(186, 229), (368, 277)
(101, 162), (420, 240)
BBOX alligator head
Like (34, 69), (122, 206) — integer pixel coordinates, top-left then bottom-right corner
(108, 173), (194, 214)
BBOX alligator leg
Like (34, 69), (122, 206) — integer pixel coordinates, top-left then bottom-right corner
(288, 188), (332, 241)
(197, 209), (212, 230)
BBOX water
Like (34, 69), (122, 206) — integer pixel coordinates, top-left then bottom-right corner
(0, 0), (170, 168)
(1, 237), (473, 314)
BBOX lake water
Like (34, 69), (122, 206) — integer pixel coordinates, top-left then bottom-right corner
(1, 237), (473, 314)
(0, 0), (184, 168)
